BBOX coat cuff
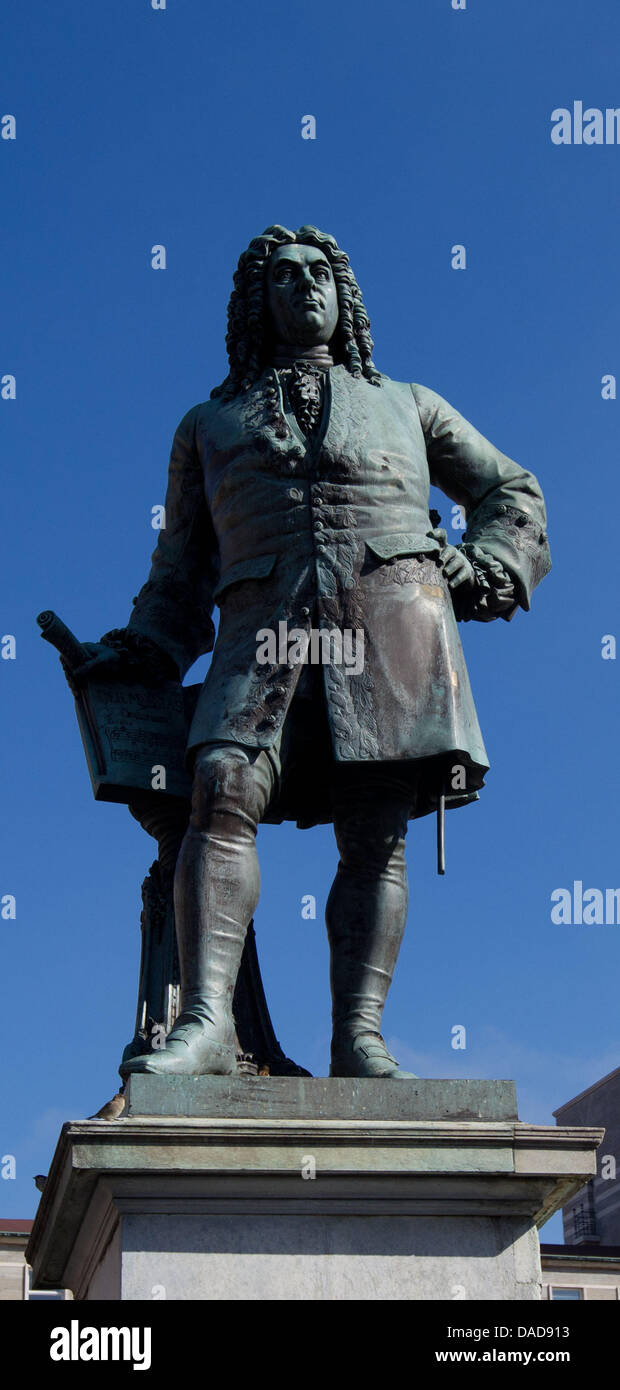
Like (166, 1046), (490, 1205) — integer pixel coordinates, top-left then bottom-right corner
(462, 504), (551, 611)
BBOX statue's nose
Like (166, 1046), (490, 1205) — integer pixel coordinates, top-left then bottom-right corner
(298, 266), (315, 291)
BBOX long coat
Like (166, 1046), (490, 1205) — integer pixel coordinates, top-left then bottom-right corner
(126, 366), (551, 823)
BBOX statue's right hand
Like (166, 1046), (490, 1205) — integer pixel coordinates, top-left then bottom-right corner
(70, 642), (124, 681)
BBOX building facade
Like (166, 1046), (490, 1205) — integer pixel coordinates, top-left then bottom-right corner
(0, 1220), (70, 1300)
(541, 1244), (620, 1299)
(554, 1065), (620, 1245)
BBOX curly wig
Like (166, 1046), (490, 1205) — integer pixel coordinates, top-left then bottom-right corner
(211, 225), (381, 400)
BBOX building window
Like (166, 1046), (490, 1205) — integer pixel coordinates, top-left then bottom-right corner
(570, 1181), (599, 1244)
(573, 1208), (596, 1240)
(551, 1286), (583, 1300)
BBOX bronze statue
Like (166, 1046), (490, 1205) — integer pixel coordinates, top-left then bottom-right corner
(45, 225), (551, 1081)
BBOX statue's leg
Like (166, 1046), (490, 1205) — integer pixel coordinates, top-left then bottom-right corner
(327, 769), (418, 1079)
(120, 744), (275, 1076)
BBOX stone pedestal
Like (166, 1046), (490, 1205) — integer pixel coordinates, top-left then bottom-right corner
(27, 1079), (603, 1301)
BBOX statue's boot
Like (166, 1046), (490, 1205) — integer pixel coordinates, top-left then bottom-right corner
(120, 749), (266, 1077)
(326, 804), (417, 1080)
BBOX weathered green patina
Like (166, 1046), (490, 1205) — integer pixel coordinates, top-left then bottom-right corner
(50, 226), (550, 1083)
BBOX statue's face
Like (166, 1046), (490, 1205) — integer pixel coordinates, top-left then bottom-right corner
(266, 244), (339, 347)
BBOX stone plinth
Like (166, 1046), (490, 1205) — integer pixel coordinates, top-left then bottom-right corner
(27, 1079), (603, 1301)
(126, 1074), (519, 1122)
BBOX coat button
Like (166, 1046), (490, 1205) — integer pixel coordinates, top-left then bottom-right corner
(300, 606), (310, 618)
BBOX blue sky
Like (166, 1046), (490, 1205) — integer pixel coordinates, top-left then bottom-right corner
(2, 1), (620, 1244)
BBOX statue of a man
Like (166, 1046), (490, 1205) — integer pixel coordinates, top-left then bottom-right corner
(77, 225), (551, 1080)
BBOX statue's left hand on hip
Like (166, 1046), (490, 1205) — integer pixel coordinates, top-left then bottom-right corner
(441, 545), (475, 591)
